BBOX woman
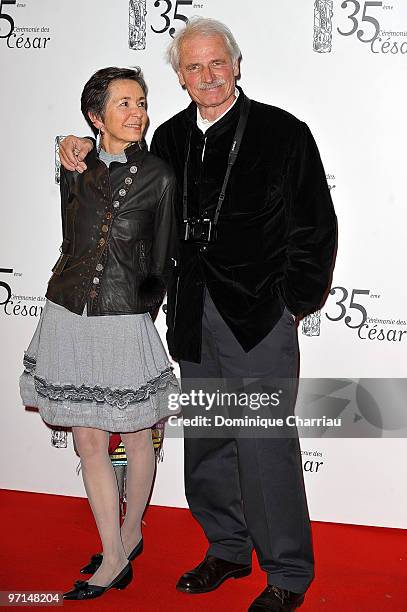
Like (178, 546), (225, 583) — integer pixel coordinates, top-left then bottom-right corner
(19, 67), (179, 600)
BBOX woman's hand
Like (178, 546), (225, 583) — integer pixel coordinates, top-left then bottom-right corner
(59, 136), (93, 173)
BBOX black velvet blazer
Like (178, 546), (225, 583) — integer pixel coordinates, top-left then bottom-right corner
(151, 88), (337, 362)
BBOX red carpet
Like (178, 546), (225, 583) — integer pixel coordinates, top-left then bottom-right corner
(0, 490), (406, 611)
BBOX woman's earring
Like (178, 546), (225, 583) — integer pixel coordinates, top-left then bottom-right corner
(96, 128), (103, 153)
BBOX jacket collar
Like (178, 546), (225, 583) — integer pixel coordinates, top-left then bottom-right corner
(184, 85), (246, 135)
(85, 138), (148, 170)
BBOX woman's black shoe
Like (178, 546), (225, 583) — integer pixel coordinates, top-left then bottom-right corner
(128, 539), (144, 561)
(63, 562), (133, 600)
(80, 539), (143, 574)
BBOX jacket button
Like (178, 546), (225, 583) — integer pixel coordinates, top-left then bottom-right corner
(119, 188), (126, 197)
(99, 238), (106, 246)
(113, 201), (119, 208)
(101, 225), (108, 233)
(93, 277), (100, 285)
(130, 165), (138, 174)
(96, 263), (103, 272)
(106, 212), (112, 220)
(125, 177), (133, 185)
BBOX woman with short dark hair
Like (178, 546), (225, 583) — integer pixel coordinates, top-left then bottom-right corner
(20, 66), (179, 601)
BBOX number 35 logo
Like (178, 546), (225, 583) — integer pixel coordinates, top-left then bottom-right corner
(0, 0), (16, 38)
(338, 1), (382, 43)
(326, 287), (370, 328)
(151, 0), (193, 38)
(0, 268), (13, 306)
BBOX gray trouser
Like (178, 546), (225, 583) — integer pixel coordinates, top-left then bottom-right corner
(180, 290), (314, 594)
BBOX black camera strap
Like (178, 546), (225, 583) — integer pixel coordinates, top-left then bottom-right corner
(183, 95), (251, 225)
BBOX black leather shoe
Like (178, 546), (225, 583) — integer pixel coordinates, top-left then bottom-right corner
(248, 586), (305, 611)
(80, 538), (143, 574)
(63, 562), (133, 600)
(176, 555), (252, 594)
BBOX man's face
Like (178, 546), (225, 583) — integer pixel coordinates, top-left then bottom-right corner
(177, 34), (239, 110)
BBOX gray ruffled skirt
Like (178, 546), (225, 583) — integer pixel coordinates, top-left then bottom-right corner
(19, 300), (179, 432)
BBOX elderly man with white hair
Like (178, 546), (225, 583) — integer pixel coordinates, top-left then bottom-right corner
(60, 17), (336, 612)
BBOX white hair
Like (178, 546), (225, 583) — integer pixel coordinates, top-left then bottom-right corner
(166, 17), (242, 72)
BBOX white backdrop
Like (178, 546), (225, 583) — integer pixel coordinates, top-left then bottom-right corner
(1, 0), (406, 528)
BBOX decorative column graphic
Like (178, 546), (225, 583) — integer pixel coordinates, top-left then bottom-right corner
(302, 310), (321, 336)
(313, 0), (333, 53)
(129, 0), (147, 50)
(51, 429), (68, 448)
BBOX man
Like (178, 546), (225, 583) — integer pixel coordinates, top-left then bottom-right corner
(60, 17), (336, 612)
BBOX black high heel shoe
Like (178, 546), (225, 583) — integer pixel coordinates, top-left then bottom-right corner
(63, 562), (133, 600)
(80, 539), (143, 574)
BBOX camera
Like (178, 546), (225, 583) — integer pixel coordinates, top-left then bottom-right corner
(181, 218), (217, 244)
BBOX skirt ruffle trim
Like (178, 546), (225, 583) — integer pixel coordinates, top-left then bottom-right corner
(23, 354), (177, 411)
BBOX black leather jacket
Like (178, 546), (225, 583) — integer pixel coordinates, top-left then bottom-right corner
(46, 142), (177, 316)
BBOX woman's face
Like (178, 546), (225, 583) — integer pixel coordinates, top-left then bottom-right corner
(90, 79), (148, 153)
